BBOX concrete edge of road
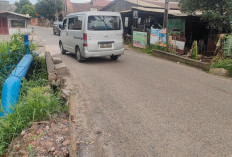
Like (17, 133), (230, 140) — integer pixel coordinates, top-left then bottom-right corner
(152, 50), (210, 71)
(45, 51), (79, 156)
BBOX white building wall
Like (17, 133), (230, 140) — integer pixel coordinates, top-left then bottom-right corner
(9, 28), (30, 35)
(7, 15), (31, 35)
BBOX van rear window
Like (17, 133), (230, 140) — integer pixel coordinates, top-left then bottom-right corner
(88, 16), (121, 31)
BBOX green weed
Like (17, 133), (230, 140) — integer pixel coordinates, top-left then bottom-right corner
(128, 44), (168, 54)
(146, 44), (168, 54)
(0, 85), (65, 155)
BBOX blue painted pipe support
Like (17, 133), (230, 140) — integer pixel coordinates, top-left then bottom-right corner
(0, 54), (33, 117)
(24, 34), (30, 54)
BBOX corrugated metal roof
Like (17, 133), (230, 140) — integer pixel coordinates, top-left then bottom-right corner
(0, 11), (30, 19)
(126, 0), (163, 8)
(142, 1), (179, 10)
(132, 7), (201, 17)
(120, 10), (132, 13)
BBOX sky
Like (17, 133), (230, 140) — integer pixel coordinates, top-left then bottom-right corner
(8, 0), (90, 4)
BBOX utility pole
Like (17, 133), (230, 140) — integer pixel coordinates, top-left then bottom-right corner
(54, 0), (58, 21)
(64, 0), (67, 17)
(163, 0), (169, 49)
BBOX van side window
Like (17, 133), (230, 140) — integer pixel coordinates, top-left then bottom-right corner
(68, 16), (82, 30)
(63, 19), (67, 29)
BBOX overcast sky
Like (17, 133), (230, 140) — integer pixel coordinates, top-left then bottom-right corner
(8, 0), (90, 4)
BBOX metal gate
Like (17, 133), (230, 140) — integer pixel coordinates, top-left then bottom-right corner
(0, 17), (9, 35)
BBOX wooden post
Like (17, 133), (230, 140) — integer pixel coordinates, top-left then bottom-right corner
(69, 92), (77, 157)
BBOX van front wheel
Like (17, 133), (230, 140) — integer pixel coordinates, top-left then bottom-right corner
(76, 47), (84, 63)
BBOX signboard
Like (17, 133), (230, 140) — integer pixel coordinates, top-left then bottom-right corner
(150, 27), (167, 47)
(133, 11), (138, 19)
(125, 17), (128, 27)
(170, 36), (185, 54)
(133, 31), (147, 48)
(91, 8), (97, 11)
(170, 39), (185, 50)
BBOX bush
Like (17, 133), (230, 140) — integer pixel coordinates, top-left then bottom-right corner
(0, 86), (64, 155)
(211, 59), (232, 76)
(146, 44), (168, 53)
(0, 32), (37, 92)
(0, 56), (66, 155)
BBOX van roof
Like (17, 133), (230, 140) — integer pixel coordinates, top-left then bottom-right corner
(66, 11), (121, 18)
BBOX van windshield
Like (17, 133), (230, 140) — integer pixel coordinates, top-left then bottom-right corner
(88, 16), (121, 31)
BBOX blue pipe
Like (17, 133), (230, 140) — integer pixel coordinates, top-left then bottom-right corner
(0, 54), (33, 117)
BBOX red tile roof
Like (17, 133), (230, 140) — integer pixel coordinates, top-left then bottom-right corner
(71, 3), (103, 12)
(92, 0), (111, 7)
(66, 0), (111, 13)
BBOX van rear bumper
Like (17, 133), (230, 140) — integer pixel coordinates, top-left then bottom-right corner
(82, 48), (124, 58)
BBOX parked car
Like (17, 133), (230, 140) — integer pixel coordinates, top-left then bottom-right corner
(59, 11), (124, 62)
(53, 21), (62, 36)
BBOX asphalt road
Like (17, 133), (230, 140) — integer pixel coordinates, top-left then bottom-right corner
(34, 26), (232, 157)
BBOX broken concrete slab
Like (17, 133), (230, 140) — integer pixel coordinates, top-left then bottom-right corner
(53, 57), (62, 64)
(55, 63), (69, 76)
(209, 68), (229, 77)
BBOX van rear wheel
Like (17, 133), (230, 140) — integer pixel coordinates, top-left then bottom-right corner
(76, 47), (84, 63)
(59, 42), (66, 55)
(110, 56), (118, 61)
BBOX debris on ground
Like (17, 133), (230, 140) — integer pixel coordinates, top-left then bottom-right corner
(6, 114), (70, 157)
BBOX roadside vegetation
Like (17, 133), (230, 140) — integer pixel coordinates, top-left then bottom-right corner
(211, 58), (232, 76)
(0, 33), (67, 155)
(128, 43), (167, 55)
(0, 32), (36, 91)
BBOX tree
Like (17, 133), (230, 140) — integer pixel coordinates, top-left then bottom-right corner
(15, 0), (32, 13)
(21, 5), (36, 17)
(35, 0), (63, 21)
(179, 0), (232, 32)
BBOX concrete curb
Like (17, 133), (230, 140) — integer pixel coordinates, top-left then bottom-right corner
(45, 51), (70, 85)
(152, 50), (210, 71)
(45, 51), (79, 155)
(45, 51), (56, 84)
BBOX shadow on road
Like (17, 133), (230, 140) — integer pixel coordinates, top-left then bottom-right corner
(64, 52), (122, 64)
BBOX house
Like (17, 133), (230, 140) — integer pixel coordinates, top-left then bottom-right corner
(101, 0), (216, 55)
(100, 0), (179, 12)
(0, 11), (30, 35)
(65, 0), (111, 15)
(0, 0), (16, 12)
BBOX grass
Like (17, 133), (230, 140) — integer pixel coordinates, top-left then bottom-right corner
(0, 32), (37, 92)
(0, 55), (67, 155)
(211, 59), (232, 76)
(128, 43), (168, 54)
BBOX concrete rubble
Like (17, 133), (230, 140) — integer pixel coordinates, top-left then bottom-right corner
(209, 68), (229, 77)
(6, 115), (71, 156)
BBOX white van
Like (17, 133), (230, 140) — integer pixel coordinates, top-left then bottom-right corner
(59, 11), (124, 62)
